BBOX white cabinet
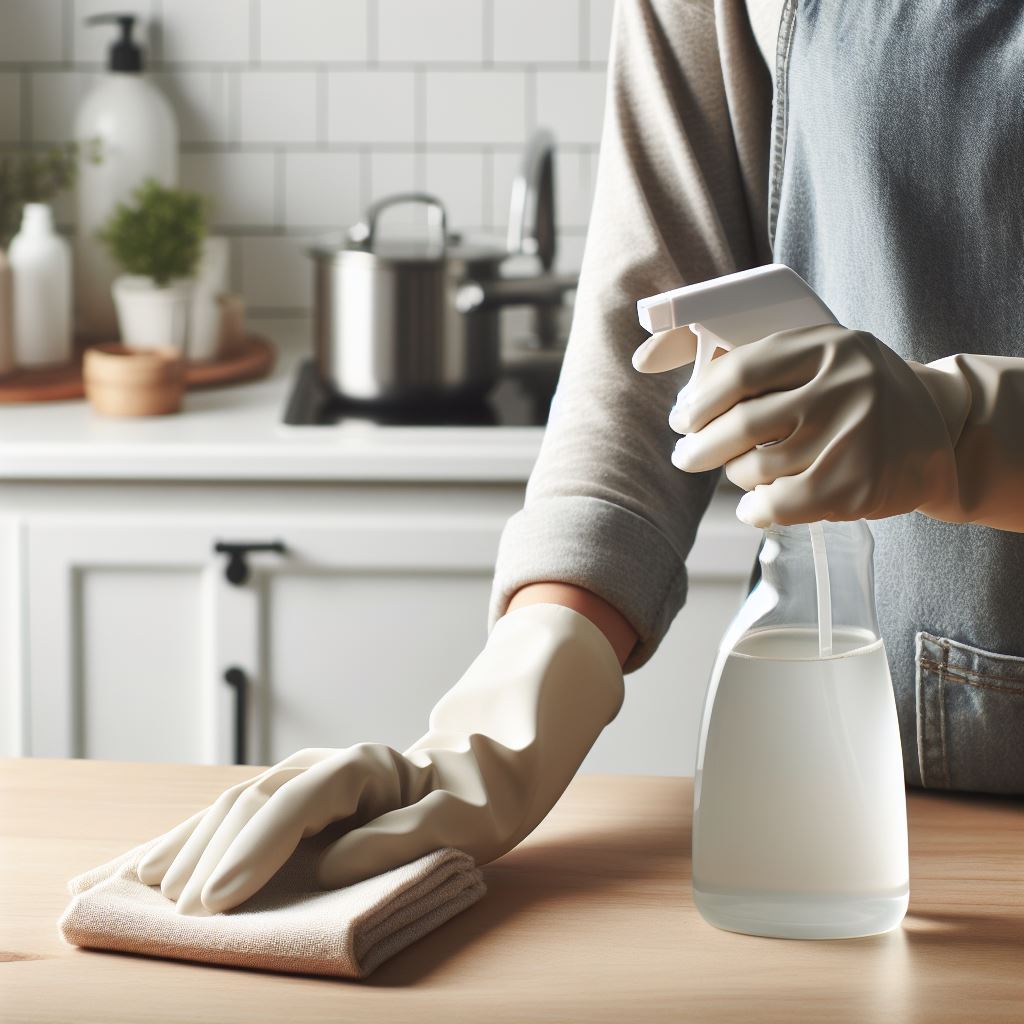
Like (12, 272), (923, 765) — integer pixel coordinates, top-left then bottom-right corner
(2, 482), (758, 775)
(18, 504), (509, 765)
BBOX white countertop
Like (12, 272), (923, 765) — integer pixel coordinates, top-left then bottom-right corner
(0, 321), (546, 483)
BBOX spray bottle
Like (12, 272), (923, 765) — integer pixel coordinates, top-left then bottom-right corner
(636, 265), (909, 939)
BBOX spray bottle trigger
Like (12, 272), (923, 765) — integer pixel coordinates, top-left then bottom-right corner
(678, 323), (732, 399)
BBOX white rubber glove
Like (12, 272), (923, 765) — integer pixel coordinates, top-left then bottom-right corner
(137, 603), (624, 916)
(637, 323), (969, 527)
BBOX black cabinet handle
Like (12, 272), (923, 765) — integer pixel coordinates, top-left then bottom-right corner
(214, 540), (286, 586)
(223, 666), (248, 765)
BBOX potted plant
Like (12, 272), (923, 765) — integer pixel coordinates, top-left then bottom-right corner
(100, 179), (206, 351)
(0, 144), (79, 372)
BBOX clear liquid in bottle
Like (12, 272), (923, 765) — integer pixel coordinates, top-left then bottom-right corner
(691, 523), (909, 939)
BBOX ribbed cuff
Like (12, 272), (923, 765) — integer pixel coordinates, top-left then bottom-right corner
(488, 495), (689, 672)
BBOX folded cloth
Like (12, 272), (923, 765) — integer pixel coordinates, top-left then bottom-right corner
(58, 826), (486, 979)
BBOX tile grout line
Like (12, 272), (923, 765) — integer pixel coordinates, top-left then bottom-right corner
(275, 148), (286, 231)
(525, 67), (536, 136)
(414, 64), (426, 188)
(151, 0), (165, 64)
(61, 0), (73, 65)
(0, 58), (605, 73)
(227, 68), (241, 144)
(367, 0), (378, 66)
(482, 147), (494, 231)
(249, 0), (261, 64)
(579, 0), (589, 64)
(316, 67), (328, 146)
(173, 141), (599, 155)
(21, 70), (32, 145)
(482, 0), (494, 66)
(359, 148), (371, 214)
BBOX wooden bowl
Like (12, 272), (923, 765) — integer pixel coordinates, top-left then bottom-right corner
(83, 343), (185, 417)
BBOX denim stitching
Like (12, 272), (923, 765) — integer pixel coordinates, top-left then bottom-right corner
(917, 659), (1024, 691)
(767, 0), (798, 249)
(938, 640), (951, 789)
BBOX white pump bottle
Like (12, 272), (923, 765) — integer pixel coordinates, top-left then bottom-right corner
(74, 14), (178, 341)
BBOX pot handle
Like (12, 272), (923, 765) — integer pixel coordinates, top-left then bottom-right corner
(348, 192), (448, 255)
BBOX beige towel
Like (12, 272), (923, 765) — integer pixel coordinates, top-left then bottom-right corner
(58, 826), (486, 979)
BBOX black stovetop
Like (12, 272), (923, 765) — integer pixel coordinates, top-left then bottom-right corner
(282, 356), (561, 428)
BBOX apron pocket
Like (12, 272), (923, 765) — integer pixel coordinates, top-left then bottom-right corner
(916, 632), (1024, 795)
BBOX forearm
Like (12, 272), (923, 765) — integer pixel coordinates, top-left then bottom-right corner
(508, 582), (639, 667)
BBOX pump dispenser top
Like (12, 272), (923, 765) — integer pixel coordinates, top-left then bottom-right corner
(87, 13), (144, 72)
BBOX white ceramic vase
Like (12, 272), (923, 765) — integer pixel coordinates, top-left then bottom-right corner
(188, 236), (229, 362)
(8, 203), (73, 367)
(112, 275), (194, 351)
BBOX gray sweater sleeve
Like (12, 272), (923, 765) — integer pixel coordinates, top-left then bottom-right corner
(488, 0), (773, 671)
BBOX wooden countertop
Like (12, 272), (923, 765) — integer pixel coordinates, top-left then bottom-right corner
(2, 759), (1023, 1023)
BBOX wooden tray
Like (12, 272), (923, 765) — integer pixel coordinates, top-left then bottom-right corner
(0, 334), (276, 404)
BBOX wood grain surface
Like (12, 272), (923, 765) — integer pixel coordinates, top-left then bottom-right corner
(0, 335), (274, 404)
(1, 758), (1022, 1023)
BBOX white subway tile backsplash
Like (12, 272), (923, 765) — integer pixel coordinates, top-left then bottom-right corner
(377, 0), (483, 63)
(492, 0), (581, 64)
(425, 70), (526, 145)
(327, 70), (415, 144)
(260, 0), (369, 63)
(160, 0), (250, 64)
(586, 0), (614, 63)
(154, 71), (232, 144)
(423, 151), (484, 229)
(237, 71), (317, 144)
(240, 234), (312, 309)
(71, 0), (155, 64)
(0, 72), (21, 140)
(284, 151), (363, 229)
(30, 70), (100, 143)
(0, 0), (64, 62)
(6, 0), (609, 318)
(555, 149), (598, 228)
(180, 152), (277, 227)
(535, 69), (605, 145)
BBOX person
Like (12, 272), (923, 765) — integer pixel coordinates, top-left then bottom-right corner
(138, 0), (1024, 915)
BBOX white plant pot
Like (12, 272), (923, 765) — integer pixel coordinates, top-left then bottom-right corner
(112, 276), (194, 352)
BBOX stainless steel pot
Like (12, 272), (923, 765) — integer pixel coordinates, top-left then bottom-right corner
(309, 132), (576, 404)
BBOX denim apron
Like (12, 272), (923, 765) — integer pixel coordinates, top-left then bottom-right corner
(769, 0), (1024, 793)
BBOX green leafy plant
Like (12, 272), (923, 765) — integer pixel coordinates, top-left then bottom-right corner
(0, 143), (81, 247)
(100, 179), (207, 287)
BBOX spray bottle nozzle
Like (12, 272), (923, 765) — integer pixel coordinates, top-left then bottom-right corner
(86, 13), (143, 72)
(634, 263), (838, 388)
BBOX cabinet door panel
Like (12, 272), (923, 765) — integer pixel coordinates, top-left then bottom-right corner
(79, 569), (206, 762)
(27, 519), (224, 761)
(264, 570), (491, 761)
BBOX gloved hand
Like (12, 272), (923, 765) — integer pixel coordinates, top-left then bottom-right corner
(636, 323), (971, 527)
(137, 603), (624, 916)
